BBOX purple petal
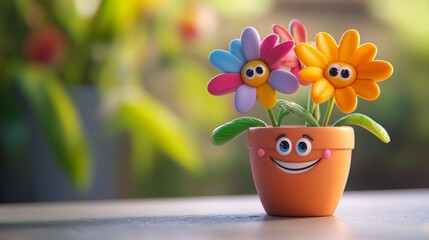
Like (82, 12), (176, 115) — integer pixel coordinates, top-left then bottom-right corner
(208, 73), (243, 96)
(234, 84), (257, 113)
(265, 40), (294, 70)
(241, 27), (261, 61)
(260, 34), (279, 61)
(268, 69), (299, 94)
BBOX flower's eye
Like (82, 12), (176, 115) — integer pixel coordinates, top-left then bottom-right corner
(255, 65), (265, 76)
(276, 137), (292, 156)
(295, 138), (312, 156)
(329, 66), (338, 77)
(340, 66), (352, 80)
(240, 61), (270, 87)
(244, 66), (255, 80)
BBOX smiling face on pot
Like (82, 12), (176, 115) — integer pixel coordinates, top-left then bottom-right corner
(247, 127), (354, 216)
(257, 133), (332, 174)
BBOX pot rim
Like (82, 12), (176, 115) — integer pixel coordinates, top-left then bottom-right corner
(247, 125), (354, 150)
(249, 125), (354, 129)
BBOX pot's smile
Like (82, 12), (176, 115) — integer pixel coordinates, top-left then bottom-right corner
(271, 157), (320, 174)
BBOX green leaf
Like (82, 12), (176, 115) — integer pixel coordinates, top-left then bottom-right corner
(174, 58), (230, 126)
(129, 130), (154, 179)
(211, 117), (267, 145)
(277, 107), (291, 126)
(17, 66), (91, 190)
(113, 89), (202, 175)
(276, 100), (320, 127)
(333, 113), (390, 143)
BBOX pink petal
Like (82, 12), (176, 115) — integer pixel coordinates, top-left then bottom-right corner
(289, 19), (307, 43)
(267, 69), (299, 94)
(281, 50), (299, 68)
(260, 34), (279, 61)
(207, 73), (243, 96)
(241, 27), (261, 61)
(234, 85), (257, 113)
(272, 24), (293, 42)
(265, 40), (294, 70)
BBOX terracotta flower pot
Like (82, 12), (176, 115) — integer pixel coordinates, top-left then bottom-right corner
(247, 126), (354, 217)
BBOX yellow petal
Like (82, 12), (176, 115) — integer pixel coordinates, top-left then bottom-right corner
(312, 78), (334, 104)
(338, 29), (359, 63)
(356, 60), (393, 82)
(351, 79), (380, 100)
(294, 43), (328, 69)
(350, 43), (377, 67)
(257, 83), (276, 109)
(334, 86), (357, 113)
(299, 67), (324, 83)
(316, 32), (338, 62)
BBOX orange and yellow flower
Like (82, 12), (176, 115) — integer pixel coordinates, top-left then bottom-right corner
(294, 29), (393, 113)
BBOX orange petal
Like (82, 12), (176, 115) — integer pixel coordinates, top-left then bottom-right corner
(356, 60), (393, 82)
(316, 32), (338, 62)
(351, 79), (380, 100)
(295, 43), (328, 69)
(338, 29), (359, 63)
(334, 86), (357, 113)
(312, 78), (334, 104)
(299, 67), (324, 83)
(350, 43), (377, 67)
(257, 83), (277, 109)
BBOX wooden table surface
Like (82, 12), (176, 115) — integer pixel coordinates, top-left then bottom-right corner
(0, 189), (428, 239)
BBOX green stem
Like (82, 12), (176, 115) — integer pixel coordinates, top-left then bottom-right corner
(305, 102), (317, 127)
(267, 108), (278, 127)
(310, 103), (316, 116)
(322, 96), (335, 127)
(307, 90), (314, 113)
(314, 104), (320, 122)
(307, 89), (319, 126)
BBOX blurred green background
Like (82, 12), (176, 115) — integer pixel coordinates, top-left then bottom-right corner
(0, 0), (428, 202)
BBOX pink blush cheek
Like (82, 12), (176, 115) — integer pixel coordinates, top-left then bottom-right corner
(323, 149), (332, 159)
(258, 148), (266, 157)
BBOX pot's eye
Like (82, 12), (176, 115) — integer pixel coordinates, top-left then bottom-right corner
(243, 66), (255, 80)
(339, 66), (353, 80)
(296, 138), (312, 156)
(276, 137), (292, 156)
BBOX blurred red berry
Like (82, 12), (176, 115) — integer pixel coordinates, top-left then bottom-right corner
(23, 26), (67, 64)
(177, 4), (217, 41)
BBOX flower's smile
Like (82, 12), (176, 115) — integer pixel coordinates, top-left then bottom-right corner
(270, 157), (320, 174)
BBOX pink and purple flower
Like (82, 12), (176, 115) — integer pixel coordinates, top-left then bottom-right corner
(207, 27), (299, 113)
(273, 19), (309, 85)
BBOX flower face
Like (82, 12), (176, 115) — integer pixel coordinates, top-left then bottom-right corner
(272, 19), (309, 85)
(325, 62), (357, 88)
(295, 29), (393, 113)
(208, 27), (299, 113)
(241, 60), (270, 87)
